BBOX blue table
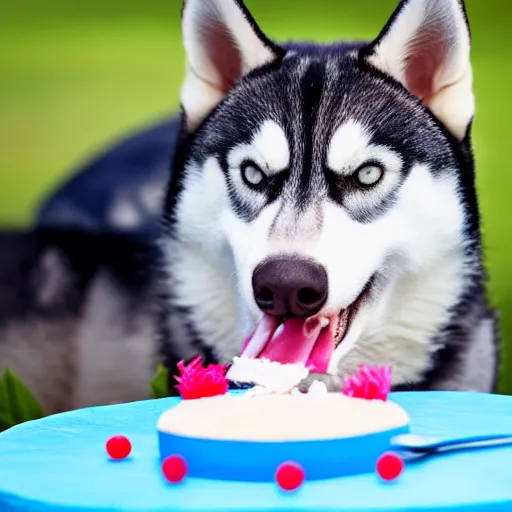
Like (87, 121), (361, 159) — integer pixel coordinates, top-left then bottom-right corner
(0, 392), (511, 511)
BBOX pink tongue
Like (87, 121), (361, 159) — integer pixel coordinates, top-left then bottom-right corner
(240, 315), (337, 374)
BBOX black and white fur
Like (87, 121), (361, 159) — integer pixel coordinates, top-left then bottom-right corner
(0, 228), (160, 415)
(158, 0), (499, 393)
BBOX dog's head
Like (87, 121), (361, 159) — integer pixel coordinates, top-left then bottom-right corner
(164, 0), (477, 378)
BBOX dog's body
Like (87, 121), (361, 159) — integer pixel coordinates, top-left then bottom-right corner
(0, 229), (159, 415)
(1, 0), (500, 415)
(36, 117), (179, 236)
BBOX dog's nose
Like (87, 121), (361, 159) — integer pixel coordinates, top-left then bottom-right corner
(252, 258), (328, 317)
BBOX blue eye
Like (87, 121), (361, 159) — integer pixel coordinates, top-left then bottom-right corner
(356, 165), (384, 186)
(242, 161), (266, 187)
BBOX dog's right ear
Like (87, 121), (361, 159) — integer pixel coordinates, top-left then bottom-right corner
(180, 0), (282, 132)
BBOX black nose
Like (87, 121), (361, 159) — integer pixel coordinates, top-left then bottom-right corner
(252, 258), (328, 318)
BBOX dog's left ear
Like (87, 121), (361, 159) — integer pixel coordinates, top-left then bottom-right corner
(180, 0), (282, 132)
(362, 0), (473, 141)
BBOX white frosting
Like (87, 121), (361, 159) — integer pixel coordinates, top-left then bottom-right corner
(158, 393), (410, 442)
(226, 356), (309, 393)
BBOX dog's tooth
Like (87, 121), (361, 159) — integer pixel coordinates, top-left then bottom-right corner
(319, 317), (330, 329)
(273, 323), (285, 337)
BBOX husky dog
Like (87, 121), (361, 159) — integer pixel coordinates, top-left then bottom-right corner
(157, 0), (499, 394)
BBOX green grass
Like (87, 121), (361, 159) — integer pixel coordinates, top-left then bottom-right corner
(1, 0), (512, 392)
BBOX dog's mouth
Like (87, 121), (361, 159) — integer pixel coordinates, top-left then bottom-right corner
(238, 278), (373, 373)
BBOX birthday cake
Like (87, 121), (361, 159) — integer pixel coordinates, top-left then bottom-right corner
(155, 357), (410, 487)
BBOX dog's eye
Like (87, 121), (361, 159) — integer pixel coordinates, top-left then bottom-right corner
(356, 164), (384, 187)
(241, 161), (266, 188)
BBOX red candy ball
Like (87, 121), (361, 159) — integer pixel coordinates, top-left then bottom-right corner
(376, 452), (404, 481)
(106, 435), (132, 460)
(162, 455), (188, 483)
(275, 462), (305, 491)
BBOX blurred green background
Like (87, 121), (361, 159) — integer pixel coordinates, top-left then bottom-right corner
(0, 0), (511, 392)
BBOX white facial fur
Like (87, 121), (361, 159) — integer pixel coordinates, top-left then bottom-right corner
(167, 157), (248, 362)
(227, 120), (291, 209)
(326, 122), (403, 215)
(168, 117), (467, 385)
(326, 120), (372, 172)
(228, 120), (290, 177)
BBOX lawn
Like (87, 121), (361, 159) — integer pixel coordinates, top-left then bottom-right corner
(0, 0), (511, 392)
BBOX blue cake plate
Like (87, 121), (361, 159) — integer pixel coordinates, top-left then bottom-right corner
(0, 391), (512, 512)
(158, 422), (409, 481)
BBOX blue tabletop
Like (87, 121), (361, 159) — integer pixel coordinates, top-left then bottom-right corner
(0, 391), (512, 512)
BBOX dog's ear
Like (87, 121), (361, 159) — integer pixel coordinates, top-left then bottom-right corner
(180, 0), (282, 131)
(362, 0), (473, 141)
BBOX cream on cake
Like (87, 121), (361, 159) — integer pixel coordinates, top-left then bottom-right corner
(226, 356), (309, 393)
(157, 393), (409, 442)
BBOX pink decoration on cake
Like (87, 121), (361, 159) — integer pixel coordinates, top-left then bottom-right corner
(105, 435), (132, 460)
(174, 356), (228, 399)
(376, 452), (404, 481)
(342, 365), (391, 401)
(275, 462), (305, 491)
(162, 455), (188, 483)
